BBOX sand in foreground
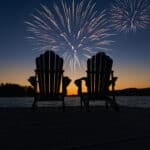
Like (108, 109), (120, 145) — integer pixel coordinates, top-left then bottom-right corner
(0, 106), (150, 150)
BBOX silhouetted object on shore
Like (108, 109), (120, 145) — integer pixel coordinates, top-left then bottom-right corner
(29, 51), (71, 110)
(75, 52), (119, 111)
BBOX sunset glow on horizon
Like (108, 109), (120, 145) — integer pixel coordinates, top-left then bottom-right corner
(0, 0), (150, 96)
(0, 66), (150, 95)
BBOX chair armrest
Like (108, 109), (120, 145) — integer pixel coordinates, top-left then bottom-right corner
(109, 71), (118, 91)
(28, 76), (37, 88)
(28, 76), (38, 102)
(74, 77), (87, 95)
(28, 76), (37, 94)
(62, 76), (71, 95)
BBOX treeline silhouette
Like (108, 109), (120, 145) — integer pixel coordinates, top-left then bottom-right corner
(0, 83), (34, 97)
(0, 83), (150, 97)
(114, 88), (150, 96)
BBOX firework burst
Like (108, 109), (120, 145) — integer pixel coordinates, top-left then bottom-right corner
(26, 0), (113, 71)
(110, 0), (150, 33)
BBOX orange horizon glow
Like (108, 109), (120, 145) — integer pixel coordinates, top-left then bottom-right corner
(66, 83), (150, 95)
(0, 65), (150, 95)
(0, 75), (150, 95)
(0, 79), (150, 96)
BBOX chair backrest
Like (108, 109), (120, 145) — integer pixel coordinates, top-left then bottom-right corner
(36, 51), (63, 99)
(86, 52), (113, 97)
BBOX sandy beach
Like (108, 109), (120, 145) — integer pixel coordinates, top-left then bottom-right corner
(0, 106), (150, 150)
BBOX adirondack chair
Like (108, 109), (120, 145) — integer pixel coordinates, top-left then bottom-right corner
(74, 52), (119, 111)
(29, 50), (71, 110)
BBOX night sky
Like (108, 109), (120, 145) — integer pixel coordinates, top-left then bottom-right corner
(0, 0), (150, 94)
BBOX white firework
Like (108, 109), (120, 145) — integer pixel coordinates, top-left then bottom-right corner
(110, 0), (150, 33)
(26, 0), (113, 71)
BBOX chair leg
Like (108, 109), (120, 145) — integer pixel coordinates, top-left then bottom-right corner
(113, 101), (120, 112)
(82, 95), (90, 112)
(112, 96), (120, 112)
(105, 101), (109, 110)
(106, 97), (119, 112)
(85, 100), (90, 112)
(62, 99), (65, 112)
(87, 101), (90, 112)
(32, 100), (37, 111)
(80, 97), (83, 111)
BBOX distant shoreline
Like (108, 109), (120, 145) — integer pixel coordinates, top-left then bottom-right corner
(0, 83), (150, 97)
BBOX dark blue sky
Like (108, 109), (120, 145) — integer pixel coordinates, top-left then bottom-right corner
(0, 0), (150, 90)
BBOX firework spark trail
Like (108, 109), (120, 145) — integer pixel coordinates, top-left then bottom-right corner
(26, 0), (113, 71)
(110, 0), (150, 33)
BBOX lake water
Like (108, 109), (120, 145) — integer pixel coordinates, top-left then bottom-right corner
(0, 96), (150, 108)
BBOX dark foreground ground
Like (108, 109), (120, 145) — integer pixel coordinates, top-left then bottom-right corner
(0, 106), (150, 150)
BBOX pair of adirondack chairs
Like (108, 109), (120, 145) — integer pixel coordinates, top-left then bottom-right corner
(29, 50), (119, 111)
